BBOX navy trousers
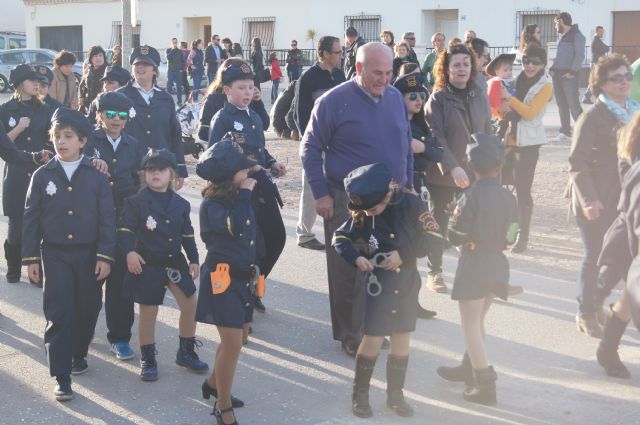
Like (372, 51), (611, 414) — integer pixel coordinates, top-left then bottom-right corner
(104, 246), (134, 344)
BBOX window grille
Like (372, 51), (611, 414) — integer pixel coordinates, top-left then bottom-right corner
(344, 14), (382, 43)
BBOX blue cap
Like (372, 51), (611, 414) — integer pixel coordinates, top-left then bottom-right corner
(96, 91), (133, 112)
(100, 65), (131, 86)
(130, 45), (161, 68)
(196, 132), (258, 182)
(141, 148), (177, 169)
(9, 64), (40, 88)
(51, 107), (93, 138)
(221, 60), (255, 85)
(344, 163), (392, 211)
(469, 133), (504, 173)
(393, 72), (426, 94)
(34, 65), (54, 85)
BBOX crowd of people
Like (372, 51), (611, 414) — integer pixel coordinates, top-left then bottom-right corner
(0, 9), (640, 424)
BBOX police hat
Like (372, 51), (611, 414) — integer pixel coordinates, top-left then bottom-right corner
(96, 91), (133, 112)
(344, 163), (393, 211)
(130, 45), (161, 68)
(221, 60), (255, 85)
(9, 64), (40, 88)
(100, 65), (132, 86)
(196, 133), (258, 183)
(34, 65), (54, 86)
(141, 148), (177, 170)
(393, 73), (426, 94)
(485, 53), (516, 77)
(469, 133), (504, 173)
(51, 107), (93, 138)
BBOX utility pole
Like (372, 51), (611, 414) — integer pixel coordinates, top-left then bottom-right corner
(122, 0), (133, 71)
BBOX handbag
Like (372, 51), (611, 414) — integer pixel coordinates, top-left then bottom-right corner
(259, 68), (271, 83)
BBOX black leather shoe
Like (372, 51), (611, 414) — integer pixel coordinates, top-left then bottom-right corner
(213, 404), (239, 425)
(54, 375), (73, 402)
(254, 296), (266, 313)
(71, 358), (88, 375)
(202, 380), (245, 408)
(417, 305), (437, 319)
(341, 340), (358, 357)
(298, 238), (325, 251)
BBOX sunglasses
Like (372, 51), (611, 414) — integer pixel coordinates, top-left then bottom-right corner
(607, 72), (633, 83)
(522, 57), (544, 66)
(408, 92), (427, 101)
(105, 110), (129, 120)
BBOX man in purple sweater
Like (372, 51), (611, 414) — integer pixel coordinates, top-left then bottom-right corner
(301, 42), (413, 356)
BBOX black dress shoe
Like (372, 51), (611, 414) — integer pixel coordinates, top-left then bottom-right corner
(298, 238), (326, 251)
(417, 305), (437, 319)
(202, 380), (245, 408)
(341, 340), (358, 357)
(254, 297), (266, 313)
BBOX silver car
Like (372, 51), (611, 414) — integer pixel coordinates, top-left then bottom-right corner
(0, 48), (84, 93)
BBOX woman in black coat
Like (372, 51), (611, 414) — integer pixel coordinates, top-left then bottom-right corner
(78, 46), (107, 114)
(250, 37), (264, 90)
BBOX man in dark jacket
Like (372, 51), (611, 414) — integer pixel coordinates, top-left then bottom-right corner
(166, 37), (185, 104)
(286, 40), (303, 81)
(343, 27), (366, 80)
(270, 80), (296, 138)
(204, 34), (227, 85)
(582, 26), (609, 104)
(550, 12), (585, 141)
(402, 32), (419, 64)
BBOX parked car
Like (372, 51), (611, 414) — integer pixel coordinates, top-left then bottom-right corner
(0, 48), (83, 93)
(0, 32), (26, 51)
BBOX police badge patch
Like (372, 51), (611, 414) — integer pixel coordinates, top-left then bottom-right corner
(8, 117), (16, 128)
(233, 121), (244, 131)
(368, 234), (379, 251)
(146, 215), (157, 231)
(45, 181), (57, 196)
(128, 107), (136, 118)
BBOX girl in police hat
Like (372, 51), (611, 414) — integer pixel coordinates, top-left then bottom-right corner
(22, 107), (115, 401)
(333, 163), (441, 419)
(0, 64), (55, 285)
(118, 148), (208, 381)
(208, 58), (286, 314)
(195, 134), (261, 425)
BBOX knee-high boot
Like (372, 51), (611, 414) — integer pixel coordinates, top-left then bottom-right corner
(597, 313), (631, 379)
(352, 355), (377, 418)
(386, 355), (413, 417)
(463, 366), (497, 405)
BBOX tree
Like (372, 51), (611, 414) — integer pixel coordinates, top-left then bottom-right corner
(306, 29), (317, 48)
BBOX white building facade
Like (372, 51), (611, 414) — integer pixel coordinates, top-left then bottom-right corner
(21, 0), (640, 62)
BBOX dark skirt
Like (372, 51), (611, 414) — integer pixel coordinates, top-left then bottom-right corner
(452, 250), (509, 301)
(196, 262), (254, 329)
(597, 214), (631, 271)
(124, 253), (195, 305)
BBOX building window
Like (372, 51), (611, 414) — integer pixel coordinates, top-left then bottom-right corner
(240, 17), (276, 55)
(110, 21), (142, 49)
(344, 14), (382, 43)
(516, 9), (560, 47)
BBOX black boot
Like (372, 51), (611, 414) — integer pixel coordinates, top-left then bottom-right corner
(597, 313), (631, 379)
(511, 205), (532, 253)
(4, 240), (21, 283)
(176, 336), (209, 373)
(352, 355), (377, 418)
(140, 343), (158, 381)
(463, 366), (497, 405)
(386, 355), (414, 417)
(417, 303), (437, 319)
(436, 351), (473, 387)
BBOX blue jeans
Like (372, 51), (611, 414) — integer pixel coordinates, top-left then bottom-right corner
(191, 71), (203, 101)
(167, 69), (183, 103)
(287, 65), (301, 82)
(552, 74), (583, 135)
(271, 79), (280, 103)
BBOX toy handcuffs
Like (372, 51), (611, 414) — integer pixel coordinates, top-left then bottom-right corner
(366, 253), (389, 297)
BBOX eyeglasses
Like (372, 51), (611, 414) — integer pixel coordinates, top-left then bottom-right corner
(408, 92), (427, 101)
(607, 72), (633, 84)
(291, 44), (297, 47)
(522, 57), (544, 66)
(105, 110), (129, 120)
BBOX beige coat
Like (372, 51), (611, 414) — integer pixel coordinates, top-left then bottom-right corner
(49, 68), (77, 108)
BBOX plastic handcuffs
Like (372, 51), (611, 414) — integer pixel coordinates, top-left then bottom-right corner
(166, 268), (182, 284)
(366, 272), (383, 297)
(368, 252), (389, 268)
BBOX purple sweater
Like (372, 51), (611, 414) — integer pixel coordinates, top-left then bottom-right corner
(300, 79), (413, 199)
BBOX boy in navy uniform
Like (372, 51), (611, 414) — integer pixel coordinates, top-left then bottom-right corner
(118, 149), (208, 381)
(90, 91), (146, 360)
(437, 134), (518, 406)
(22, 108), (116, 401)
(333, 163), (442, 419)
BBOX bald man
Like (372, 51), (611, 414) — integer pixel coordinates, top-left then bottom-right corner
(301, 42), (414, 356)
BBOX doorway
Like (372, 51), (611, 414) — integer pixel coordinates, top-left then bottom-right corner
(421, 9), (458, 46)
(612, 11), (640, 62)
(183, 17), (211, 45)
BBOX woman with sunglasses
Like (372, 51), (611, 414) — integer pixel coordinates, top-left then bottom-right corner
(568, 53), (639, 338)
(89, 91), (146, 361)
(499, 46), (553, 254)
(394, 71), (443, 319)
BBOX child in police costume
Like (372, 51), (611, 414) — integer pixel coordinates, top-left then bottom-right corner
(437, 134), (518, 406)
(87, 65), (132, 124)
(208, 59), (287, 314)
(195, 135), (261, 425)
(90, 91), (146, 361)
(1, 64), (55, 285)
(34, 65), (64, 110)
(333, 163), (442, 419)
(22, 108), (116, 401)
(118, 149), (208, 381)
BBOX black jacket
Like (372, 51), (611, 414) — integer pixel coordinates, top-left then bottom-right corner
(343, 37), (366, 80)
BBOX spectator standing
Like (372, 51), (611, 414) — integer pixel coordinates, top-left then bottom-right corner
(519, 24), (542, 54)
(180, 41), (191, 100)
(467, 38), (490, 94)
(78, 45), (107, 114)
(188, 39), (205, 102)
(250, 37), (265, 89)
(285, 40), (303, 81)
(380, 29), (395, 51)
(294, 35), (346, 251)
(343, 27), (366, 80)
(50, 50), (78, 109)
(232, 43), (244, 59)
(422, 32), (446, 91)
(166, 38), (186, 105)
(301, 42), (414, 356)
(392, 41), (413, 78)
(111, 45), (122, 67)
(269, 52), (283, 103)
(464, 30), (477, 43)
(402, 32), (419, 64)
(583, 26), (609, 104)
(221, 38), (233, 58)
(205, 35), (228, 85)
(550, 12), (585, 141)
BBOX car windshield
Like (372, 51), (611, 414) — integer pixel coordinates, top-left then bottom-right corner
(0, 51), (26, 64)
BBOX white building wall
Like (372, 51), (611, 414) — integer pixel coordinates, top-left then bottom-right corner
(2, 0), (26, 32)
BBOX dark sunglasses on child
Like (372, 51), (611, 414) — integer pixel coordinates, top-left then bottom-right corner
(408, 92), (427, 101)
(607, 72), (633, 83)
(522, 56), (544, 66)
(105, 110), (129, 120)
